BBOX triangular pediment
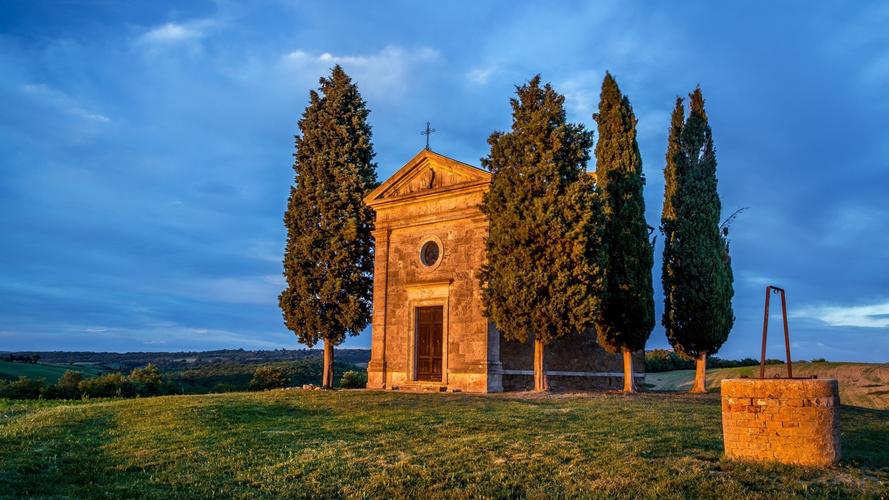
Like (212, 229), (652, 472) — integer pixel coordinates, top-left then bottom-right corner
(365, 149), (490, 205)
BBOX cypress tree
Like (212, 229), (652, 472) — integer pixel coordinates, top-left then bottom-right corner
(592, 72), (655, 392)
(279, 65), (378, 388)
(480, 75), (601, 392)
(661, 88), (734, 393)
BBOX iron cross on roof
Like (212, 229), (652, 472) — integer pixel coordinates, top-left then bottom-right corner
(421, 121), (436, 150)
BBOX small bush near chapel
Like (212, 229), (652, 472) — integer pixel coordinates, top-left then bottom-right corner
(339, 370), (366, 389)
(249, 366), (290, 391)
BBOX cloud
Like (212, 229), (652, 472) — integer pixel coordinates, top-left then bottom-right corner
(134, 19), (219, 57)
(466, 65), (496, 85)
(279, 45), (441, 100)
(66, 322), (292, 350)
(797, 300), (889, 328)
(137, 21), (213, 45)
(143, 23), (202, 43)
(741, 272), (781, 287)
(20, 83), (111, 124)
(174, 275), (285, 306)
(557, 70), (606, 124)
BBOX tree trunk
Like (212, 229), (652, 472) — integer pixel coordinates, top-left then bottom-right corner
(533, 338), (548, 392)
(690, 352), (707, 393)
(622, 348), (637, 393)
(322, 340), (334, 389)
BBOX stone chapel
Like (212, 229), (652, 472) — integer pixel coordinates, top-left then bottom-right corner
(364, 149), (644, 392)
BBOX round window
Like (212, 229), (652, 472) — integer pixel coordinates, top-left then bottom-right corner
(419, 239), (441, 267)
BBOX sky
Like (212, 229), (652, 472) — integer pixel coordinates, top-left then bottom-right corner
(1, 1), (888, 361)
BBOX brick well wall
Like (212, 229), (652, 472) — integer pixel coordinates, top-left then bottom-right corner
(721, 378), (841, 467)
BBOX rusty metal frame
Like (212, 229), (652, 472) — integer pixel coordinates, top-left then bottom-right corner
(760, 285), (793, 379)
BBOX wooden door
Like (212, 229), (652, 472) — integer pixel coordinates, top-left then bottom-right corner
(416, 306), (443, 381)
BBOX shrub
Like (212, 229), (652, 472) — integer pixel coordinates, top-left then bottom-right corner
(129, 363), (167, 396)
(48, 370), (84, 399)
(646, 350), (765, 372)
(709, 357), (760, 369)
(339, 370), (366, 389)
(249, 366), (289, 391)
(811, 358), (828, 363)
(645, 349), (694, 372)
(78, 373), (135, 398)
(0, 376), (45, 399)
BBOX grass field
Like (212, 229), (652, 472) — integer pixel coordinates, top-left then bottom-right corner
(0, 360), (106, 384)
(1, 390), (887, 498)
(646, 362), (889, 410)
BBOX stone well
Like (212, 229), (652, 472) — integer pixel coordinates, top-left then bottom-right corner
(721, 378), (841, 467)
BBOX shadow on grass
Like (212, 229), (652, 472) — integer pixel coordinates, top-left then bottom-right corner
(0, 407), (127, 497)
(841, 405), (889, 469)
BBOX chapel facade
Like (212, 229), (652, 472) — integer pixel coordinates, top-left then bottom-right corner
(364, 149), (643, 393)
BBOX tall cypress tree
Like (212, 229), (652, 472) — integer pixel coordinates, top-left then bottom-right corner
(480, 75), (601, 392)
(661, 88), (734, 393)
(661, 97), (685, 376)
(279, 65), (378, 388)
(592, 72), (655, 392)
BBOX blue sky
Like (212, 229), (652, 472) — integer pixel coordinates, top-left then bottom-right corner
(1, 1), (888, 361)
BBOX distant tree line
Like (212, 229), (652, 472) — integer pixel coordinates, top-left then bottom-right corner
(0, 349), (371, 372)
(5, 354), (40, 363)
(644, 349), (784, 373)
(0, 364), (171, 400)
(0, 358), (368, 400)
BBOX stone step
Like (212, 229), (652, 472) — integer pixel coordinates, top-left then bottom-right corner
(394, 382), (447, 392)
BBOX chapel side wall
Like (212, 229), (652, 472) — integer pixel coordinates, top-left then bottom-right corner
(377, 200), (492, 393)
(500, 333), (645, 391)
(366, 228), (389, 389)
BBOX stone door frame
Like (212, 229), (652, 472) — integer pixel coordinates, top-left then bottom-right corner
(405, 281), (451, 385)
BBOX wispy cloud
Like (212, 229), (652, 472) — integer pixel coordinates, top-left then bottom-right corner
(558, 70), (604, 124)
(798, 300), (889, 328)
(175, 275), (285, 306)
(137, 20), (216, 46)
(142, 23), (203, 44)
(466, 65), (496, 85)
(279, 45), (440, 99)
(20, 83), (110, 124)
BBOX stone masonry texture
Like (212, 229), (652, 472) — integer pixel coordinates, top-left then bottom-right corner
(721, 378), (841, 467)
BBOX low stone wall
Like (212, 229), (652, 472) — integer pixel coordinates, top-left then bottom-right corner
(502, 372), (644, 391)
(721, 378), (841, 467)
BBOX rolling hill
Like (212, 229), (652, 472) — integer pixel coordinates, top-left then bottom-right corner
(0, 361), (106, 384)
(646, 362), (889, 409)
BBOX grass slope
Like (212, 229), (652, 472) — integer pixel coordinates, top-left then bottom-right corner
(646, 362), (889, 409)
(1, 391), (887, 498)
(0, 361), (105, 383)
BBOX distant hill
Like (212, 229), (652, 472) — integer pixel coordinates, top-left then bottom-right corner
(0, 360), (107, 384)
(646, 362), (889, 409)
(0, 348), (371, 372)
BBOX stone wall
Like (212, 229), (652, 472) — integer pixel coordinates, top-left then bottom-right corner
(721, 378), (841, 467)
(500, 333), (644, 391)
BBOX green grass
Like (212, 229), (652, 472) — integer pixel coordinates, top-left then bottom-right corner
(646, 362), (889, 410)
(0, 360), (106, 384)
(1, 391), (887, 498)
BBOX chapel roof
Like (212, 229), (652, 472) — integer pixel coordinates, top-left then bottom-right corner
(364, 149), (490, 206)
